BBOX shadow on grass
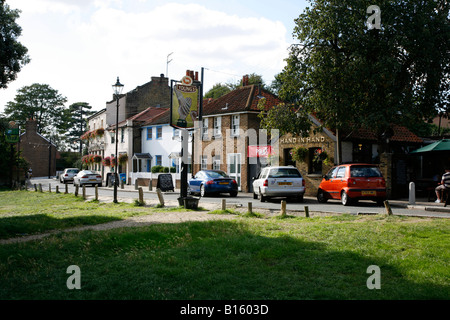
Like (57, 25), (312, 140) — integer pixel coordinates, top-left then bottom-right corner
(0, 214), (123, 239)
(0, 220), (448, 300)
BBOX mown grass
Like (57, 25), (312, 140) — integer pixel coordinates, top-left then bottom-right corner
(0, 191), (449, 300)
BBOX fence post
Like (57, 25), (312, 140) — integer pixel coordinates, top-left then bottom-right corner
(82, 185), (86, 200)
(305, 206), (310, 218)
(248, 202), (252, 214)
(56, 186), (59, 193)
(281, 200), (286, 218)
(95, 185), (98, 201)
(75, 185), (79, 197)
(222, 199), (226, 211)
(156, 188), (165, 207)
(138, 187), (144, 204)
(39, 184), (42, 192)
(49, 184), (51, 193)
(384, 200), (393, 216)
(65, 183), (68, 194)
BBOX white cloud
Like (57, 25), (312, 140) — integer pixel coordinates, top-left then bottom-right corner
(1, 1), (290, 113)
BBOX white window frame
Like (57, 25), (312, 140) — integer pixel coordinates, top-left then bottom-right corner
(201, 155), (208, 170)
(231, 115), (240, 136)
(202, 118), (209, 139)
(214, 116), (221, 137)
(213, 155), (221, 170)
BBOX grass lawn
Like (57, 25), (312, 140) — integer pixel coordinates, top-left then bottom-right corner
(0, 190), (449, 300)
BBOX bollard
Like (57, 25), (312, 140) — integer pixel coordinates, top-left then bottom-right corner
(49, 184), (51, 193)
(305, 206), (310, 218)
(34, 184), (37, 192)
(135, 180), (139, 190)
(39, 184), (43, 192)
(384, 200), (393, 216)
(138, 187), (144, 204)
(222, 199), (226, 211)
(82, 185), (86, 200)
(156, 188), (165, 207)
(75, 185), (79, 197)
(65, 183), (68, 194)
(56, 186), (59, 193)
(121, 180), (124, 189)
(149, 179), (153, 191)
(409, 182), (415, 205)
(281, 200), (286, 217)
(95, 185), (98, 201)
(248, 202), (252, 214)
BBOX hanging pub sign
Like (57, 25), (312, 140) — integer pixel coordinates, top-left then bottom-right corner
(5, 121), (19, 143)
(170, 74), (199, 130)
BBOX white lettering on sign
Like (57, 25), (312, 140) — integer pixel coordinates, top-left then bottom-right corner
(367, 5), (381, 30)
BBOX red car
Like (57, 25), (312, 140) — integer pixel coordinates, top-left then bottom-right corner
(317, 163), (387, 206)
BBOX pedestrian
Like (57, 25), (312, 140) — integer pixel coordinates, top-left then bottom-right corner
(435, 168), (450, 203)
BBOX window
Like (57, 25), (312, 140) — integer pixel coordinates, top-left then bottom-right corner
(147, 128), (152, 140)
(231, 115), (240, 136)
(121, 128), (125, 143)
(214, 117), (221, 136)
(155, 155), (162, 166)
(202, 118), (209, 139)
(201, 156), (208, 170)
(156, 126), (162, 139)
(111, 133), (115, 144)
(336, 166), (346, 178)
(173, 128), (180, 139)
(213, 155), (221, 170)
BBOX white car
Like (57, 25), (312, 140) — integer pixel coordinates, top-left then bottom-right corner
(73, 170), (102, 187)
(252, 166), (306, 202)
(59, 168), (80, 184)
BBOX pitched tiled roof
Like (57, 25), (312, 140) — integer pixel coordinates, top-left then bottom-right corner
(202, 85), (283, 116)
(343, 124), (423, 143)
(141, 108), (170, 126)
(109, 106), (167, 129)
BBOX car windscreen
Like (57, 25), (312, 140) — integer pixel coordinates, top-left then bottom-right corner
(207, 171), (229, 179)
(350, 166), (382, 178)
(67, 169), (79, 173)
(268, 168), (301, 178)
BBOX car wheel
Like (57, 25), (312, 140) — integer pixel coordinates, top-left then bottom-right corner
(297, 194), (304, 203)
(200, 185), (206, 197)
(230, 191), (237, 197)
(97, 183), (102, 187)
(341, 191), (352, 206)
(317, 189), (328, 203)
(258, 188), (266, 202)
(253, 192), (258, 199)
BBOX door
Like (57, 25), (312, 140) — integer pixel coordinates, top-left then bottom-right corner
(228, 153), (241, 191)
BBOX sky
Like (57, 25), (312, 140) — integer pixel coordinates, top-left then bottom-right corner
(1, 0), (308, 114)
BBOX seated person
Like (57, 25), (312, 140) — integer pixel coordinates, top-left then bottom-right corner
(435, 168), (450, 203)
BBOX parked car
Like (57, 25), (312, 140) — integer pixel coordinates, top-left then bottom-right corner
(252, 166), (305, 202)
(317, 163), (386, 206)
(73, 170), (102, 187)
(59, 168), (80, 184)
(188, 170), (238, 197)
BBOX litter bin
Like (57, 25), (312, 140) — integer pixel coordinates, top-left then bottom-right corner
(119, 173), (126, 184)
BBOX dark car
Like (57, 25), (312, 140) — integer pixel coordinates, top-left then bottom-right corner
(188, 170), (238, 197)
(317, 163), (387, 206)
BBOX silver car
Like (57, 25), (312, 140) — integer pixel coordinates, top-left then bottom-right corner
(252, 166), (306, 202)
(59, 168), (80, 184)
(73, 170), (102, 187)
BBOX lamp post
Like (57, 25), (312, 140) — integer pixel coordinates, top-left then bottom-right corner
(112, 77), (124, 203)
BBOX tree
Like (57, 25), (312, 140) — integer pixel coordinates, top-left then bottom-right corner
(204, 73), (269, 99)
(274, 0), (449, 156)
(0, 0), (30, 89)
(64, 102), (95, 153)
(204, 83), (232, 99)
(4, 83), (67, 138)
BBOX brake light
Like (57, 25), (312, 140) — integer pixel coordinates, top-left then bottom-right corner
(302, 179), (306, 187)
(348, 178), (356, 185)
(206, 180), (214, 185)
(232, 179), (237, 184)
(263, 179), (268, 187)
(96, 175), (102, 178)
(81, 175), (88, 178)
(380, 178), (386, 187)
(64, 174), (69, 176)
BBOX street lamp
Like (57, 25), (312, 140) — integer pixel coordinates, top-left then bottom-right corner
(112, 77), (124, 203)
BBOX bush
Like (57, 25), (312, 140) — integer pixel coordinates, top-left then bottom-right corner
(151, 165), (163, 173)
(170, 167), (176, 173)
(163, 167), (169, 173)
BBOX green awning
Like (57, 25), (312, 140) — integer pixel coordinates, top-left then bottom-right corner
(411, 139), (450, 153)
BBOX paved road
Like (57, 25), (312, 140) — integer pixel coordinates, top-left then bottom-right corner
(29, 177), (450, 218)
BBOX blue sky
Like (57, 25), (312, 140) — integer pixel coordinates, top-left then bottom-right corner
(1, 0), (308, 113)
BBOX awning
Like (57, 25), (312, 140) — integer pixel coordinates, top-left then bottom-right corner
(410, 139), (450, 154)
(132, 153), (152, 160)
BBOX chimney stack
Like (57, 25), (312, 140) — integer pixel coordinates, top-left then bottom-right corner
(242, 74), (249, 86)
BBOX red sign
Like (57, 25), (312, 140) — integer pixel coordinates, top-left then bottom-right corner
(248, 146), (272, 158)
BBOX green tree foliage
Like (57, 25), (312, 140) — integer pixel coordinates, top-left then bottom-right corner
(204, 73), (269, 99)
(4, 83), (67, 138)
(204, 83), (232, 99)
(0, 0), (29, 89)
(64, 102), (95, 152)
(275, 0), (450, 139)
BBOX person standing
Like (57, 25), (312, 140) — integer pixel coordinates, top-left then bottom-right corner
(435, 168), (450, 203)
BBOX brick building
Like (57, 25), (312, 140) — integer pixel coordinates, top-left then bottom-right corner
(19, 118), (58, 178)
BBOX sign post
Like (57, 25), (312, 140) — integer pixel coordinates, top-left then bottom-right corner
(170, 71), (201, 203)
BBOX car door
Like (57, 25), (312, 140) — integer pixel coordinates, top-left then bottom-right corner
(320, 166), (338, 198)
(334, 166), (347, 199)
(189, 172), (203, 193)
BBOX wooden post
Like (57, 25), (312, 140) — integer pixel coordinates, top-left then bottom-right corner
(49, 184), (51, 193)
(222, 199), (226, 211)
(281, 200), (286, 217)
(149, 179), (153, 191)
(121, 180), (124, 189)
(248, 202), (252, 214)
(138, 187), (144, 204)
(65, 183), (68, 194)
(305, 206), (310, 218)
(75, 185), (79, 197)
(156, 188), (164, 207)
(82, 185), (86, 200)
(39, 184), (42, 192)
(95, 185), (98, 201)
(34, 184), (37, 192)
(384, 200), (393, 216)
(56, 186), (59, 193)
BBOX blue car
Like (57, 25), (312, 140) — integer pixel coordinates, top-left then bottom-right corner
(188, 170), (238, 197)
